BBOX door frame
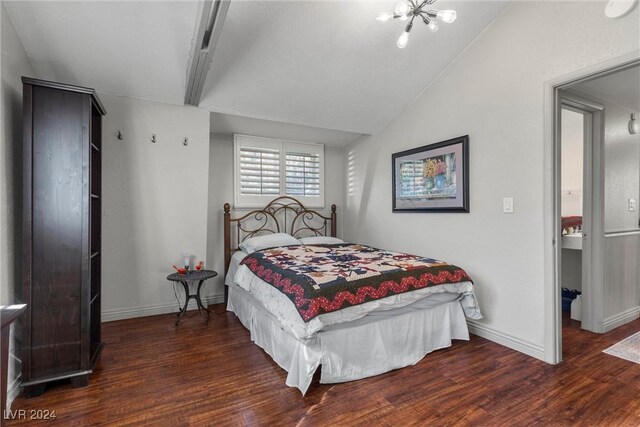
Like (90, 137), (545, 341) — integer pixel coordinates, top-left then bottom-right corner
(558, 94), (605, 336)
(542, 51), (640, 364)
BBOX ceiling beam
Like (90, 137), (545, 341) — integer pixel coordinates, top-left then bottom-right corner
(184, 0), (230, 106)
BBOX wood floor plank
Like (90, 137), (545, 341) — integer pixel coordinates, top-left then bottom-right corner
(6, 308), (639, 426)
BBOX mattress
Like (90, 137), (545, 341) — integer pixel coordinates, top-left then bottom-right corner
(225, 250), (482, 340)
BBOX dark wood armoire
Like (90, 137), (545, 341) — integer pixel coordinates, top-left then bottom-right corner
(22, 77), (105, 396)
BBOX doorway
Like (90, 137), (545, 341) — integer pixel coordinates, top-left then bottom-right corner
(558, 97), (603, 339)
(549, 58), (640, 363)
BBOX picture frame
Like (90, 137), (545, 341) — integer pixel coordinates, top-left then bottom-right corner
(392, 135), (469, 212)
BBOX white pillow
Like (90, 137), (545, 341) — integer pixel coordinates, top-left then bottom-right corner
(299, 236), (344, 245)
(239, 233), (302, 254)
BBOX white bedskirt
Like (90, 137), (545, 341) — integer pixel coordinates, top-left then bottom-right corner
(227, 283), (470, 395)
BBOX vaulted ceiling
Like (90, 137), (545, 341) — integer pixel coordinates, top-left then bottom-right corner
(201, 1), (509, 134)
(4, 1), (198, 104)
(5, 0), (510, 137)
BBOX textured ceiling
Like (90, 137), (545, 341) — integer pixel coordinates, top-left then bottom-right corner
(4, 1), (198, 104)
(199, 1), (511, 134)
(5, 0), (511, 137)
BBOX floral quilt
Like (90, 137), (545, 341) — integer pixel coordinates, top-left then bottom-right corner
(240, 243), (473, 322)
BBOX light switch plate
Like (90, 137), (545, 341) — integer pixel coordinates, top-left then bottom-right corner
(503, 197), (514, 213)
(629, 198), (636, 212)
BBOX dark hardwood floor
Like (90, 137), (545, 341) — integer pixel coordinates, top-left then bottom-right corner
(7, 307), (640, 426)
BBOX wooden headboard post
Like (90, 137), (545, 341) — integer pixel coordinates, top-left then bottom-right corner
(223, 203), (231, 276)
(331, 204), (337, 237)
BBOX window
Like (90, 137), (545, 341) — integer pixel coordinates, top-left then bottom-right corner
(234, 135), (324, 208)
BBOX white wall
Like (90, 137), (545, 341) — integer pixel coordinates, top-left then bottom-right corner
(206, 133), (234, 300)
(100, 93), (210, 321)
(601, 99), (640, 326)
(206, 132), (346, 300)
(1, 3), (34, 304)
(603, 101), (640, 232)
(1, 2), (36, 409)
(561, 109), (583, 217)
(344, 1), (639, 360)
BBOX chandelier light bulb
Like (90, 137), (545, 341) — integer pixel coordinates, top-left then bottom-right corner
(397, 31), (410, 48)
(394, 1), (410, 17)
(436, 10), (457, 23)
(377, 0), (456, 47)
(376, 13), (394, 22)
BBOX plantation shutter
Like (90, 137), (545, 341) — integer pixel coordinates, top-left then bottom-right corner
(234, 135), (324, 208)
(285, 151), (321, 197)
(239, 146), (280, 195)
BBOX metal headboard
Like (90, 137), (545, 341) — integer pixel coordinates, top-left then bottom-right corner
(223, 196), (337, 276)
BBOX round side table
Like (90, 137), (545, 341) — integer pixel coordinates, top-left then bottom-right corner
(166, 269), (218, 326)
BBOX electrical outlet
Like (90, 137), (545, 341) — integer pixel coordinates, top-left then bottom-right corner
(503, 197), (514, 214)
(629, 198), (637, 212)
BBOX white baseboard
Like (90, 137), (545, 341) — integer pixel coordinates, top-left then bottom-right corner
(6, 374), (21, 411)
(603, 306), (640, 333)
(467, 320), (546, 361)
(102, 295), (225, 322)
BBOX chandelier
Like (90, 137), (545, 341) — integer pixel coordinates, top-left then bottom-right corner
(377, 0), (457, 48)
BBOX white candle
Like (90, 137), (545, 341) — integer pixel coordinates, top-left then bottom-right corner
(183, 255), (190, 269)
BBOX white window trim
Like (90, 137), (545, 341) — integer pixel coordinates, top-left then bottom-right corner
(234, 134), (325, 209)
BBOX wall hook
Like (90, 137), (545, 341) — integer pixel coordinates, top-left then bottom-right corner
(151, 134), (157, 143)
(183, 137), (189, 146)
(117, 130), (123, 140)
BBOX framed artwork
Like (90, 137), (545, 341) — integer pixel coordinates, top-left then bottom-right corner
(392, 135), (469, 212)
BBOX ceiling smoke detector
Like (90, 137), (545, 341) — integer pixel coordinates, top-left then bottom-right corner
(604, 0), (639, 19)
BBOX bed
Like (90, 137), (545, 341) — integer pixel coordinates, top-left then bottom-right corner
(223, 197), (482, 395)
